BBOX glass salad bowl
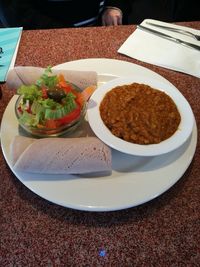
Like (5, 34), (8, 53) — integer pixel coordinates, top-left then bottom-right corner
(14, 67), (88, 137)
(15, 94), (87, 138)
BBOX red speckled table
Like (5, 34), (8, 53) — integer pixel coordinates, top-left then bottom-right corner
(0, 22), (200, 266)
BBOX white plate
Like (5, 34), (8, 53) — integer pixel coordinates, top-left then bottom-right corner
(87, 76), (194, 156)
(0, 59), (197, 211)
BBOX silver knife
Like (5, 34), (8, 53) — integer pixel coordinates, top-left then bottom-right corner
(146, 21), (200, 41)
(137, 25), (200, 52)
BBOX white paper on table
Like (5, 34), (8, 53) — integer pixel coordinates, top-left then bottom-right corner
(118, 19), (200, 78)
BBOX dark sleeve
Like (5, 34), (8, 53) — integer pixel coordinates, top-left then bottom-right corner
(7, 0), (65, 29)
(8, 0), (101, 29)
(104, 0), (131, 15)
(172, 0), (200, 21)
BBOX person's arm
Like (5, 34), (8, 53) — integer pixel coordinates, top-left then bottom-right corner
(102, 7), (122, 26)
(102, 0), (131, 26)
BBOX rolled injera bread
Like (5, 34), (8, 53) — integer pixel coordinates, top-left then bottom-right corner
(6, 66), (98, 91)
(10, 136), (112, 174)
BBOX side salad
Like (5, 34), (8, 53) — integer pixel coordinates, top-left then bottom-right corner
(16, 67), (87, 131)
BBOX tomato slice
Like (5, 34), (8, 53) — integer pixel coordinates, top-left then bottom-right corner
(70, 89), (84, 108)
(18, 106), (23, 113)
(45, 119), (61, 129)
(56, 104), (81, 125)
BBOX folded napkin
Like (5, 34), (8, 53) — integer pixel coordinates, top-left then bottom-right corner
(10, 136), (112, 174)
(6, 66), (98, 90)
(118, 19), (200, 78)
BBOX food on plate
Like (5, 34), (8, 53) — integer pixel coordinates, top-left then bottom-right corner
(10, 136), (112, 174)
(15, 67), (96, 136)
(99, 83), (181, 145)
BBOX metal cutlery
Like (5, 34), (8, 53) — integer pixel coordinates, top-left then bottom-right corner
(146, 21), (200, 41)
(137, 25), (200, 52)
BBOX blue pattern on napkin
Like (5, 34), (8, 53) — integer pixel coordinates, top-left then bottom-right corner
(0, 27), (22, 82)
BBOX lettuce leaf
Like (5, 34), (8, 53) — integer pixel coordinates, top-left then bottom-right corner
(17, 84), (42, 102)
(36, 66), (58, 89)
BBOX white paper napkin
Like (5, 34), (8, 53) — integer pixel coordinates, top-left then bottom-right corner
(118, 19), (200, 78)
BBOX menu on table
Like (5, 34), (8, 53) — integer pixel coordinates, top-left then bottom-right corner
(0, 27), (22, 82)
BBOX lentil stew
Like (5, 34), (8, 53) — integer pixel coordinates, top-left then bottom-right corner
(99, 83), (181, 145)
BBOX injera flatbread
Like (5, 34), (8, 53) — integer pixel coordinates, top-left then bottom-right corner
(6, 66), (97, 90)
(10, 136), (112, 174)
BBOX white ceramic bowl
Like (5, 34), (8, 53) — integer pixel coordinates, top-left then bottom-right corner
(87, 76), (194, 156)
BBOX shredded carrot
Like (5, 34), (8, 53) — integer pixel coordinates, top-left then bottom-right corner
(58, 74), (65, 83)
(58, 74), (73, 93)
(81, 85), (96, 102)
(37, 124), (45, 129)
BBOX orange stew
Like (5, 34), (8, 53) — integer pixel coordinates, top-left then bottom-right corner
(99, 83), (181, 145)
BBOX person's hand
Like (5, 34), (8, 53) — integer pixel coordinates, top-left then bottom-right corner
(102, 8), (122, 26)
